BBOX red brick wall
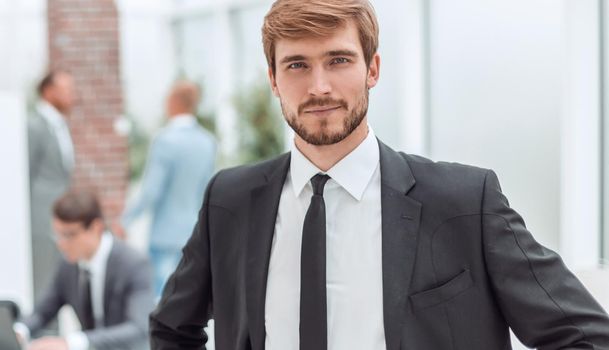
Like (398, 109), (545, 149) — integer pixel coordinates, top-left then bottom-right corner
(48, 0), (127, 225)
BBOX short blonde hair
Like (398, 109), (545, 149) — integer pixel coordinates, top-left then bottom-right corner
(262, 0), (379, 73)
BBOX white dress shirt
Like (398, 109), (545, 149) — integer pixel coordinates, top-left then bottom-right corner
(265, 127), (387, 350)
(67, 231), (113, 350)
(79, 232), (113, 327)
(37, 100), (75, 172)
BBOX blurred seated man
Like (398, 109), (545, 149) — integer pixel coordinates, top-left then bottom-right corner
(14, 191), (153, 350)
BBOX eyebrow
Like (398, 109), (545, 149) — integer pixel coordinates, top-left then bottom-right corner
(278, 49), (359, 65)
(279, 55), (307, 65)
(326, 49), (358, 58)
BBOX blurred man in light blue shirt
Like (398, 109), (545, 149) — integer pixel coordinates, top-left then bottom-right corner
(120, 81), (216, 297)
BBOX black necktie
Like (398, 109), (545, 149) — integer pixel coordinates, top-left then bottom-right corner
(79, 268), (95, 330)
(300, 174), (330, 350)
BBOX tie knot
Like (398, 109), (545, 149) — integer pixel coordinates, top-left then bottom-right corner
(310, 174), (330, 196)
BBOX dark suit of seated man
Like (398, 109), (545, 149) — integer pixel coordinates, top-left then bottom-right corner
(15, 191), (153, 350)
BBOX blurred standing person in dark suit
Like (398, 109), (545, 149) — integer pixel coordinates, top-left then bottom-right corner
(28, 70), (76, 301)
(118, 81), (216, 297)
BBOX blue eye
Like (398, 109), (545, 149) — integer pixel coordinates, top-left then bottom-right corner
(288, 62), (306, 69)
(331, 57), (349, 64)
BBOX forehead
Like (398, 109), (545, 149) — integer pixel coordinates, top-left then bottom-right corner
(53, 73), (73, 86)
(52, 218), (84, 230)
(274, 21), (362, 60)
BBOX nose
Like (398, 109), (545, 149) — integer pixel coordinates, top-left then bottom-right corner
(307, 68), (332, 96)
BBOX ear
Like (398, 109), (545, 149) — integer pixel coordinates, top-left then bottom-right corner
(41, 87), (54, 104)
(366, 53), (381, 89)
(89, 218), (105, 235)
(268, 67), (280, 97)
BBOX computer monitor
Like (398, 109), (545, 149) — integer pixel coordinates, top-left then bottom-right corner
(0, 304), (22, 350)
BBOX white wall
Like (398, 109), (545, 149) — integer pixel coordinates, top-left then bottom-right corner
(116, 0), (177, 133)
(0, 0), (47, 94)
(370, 0), (428, 155)
(427, 0), (564, 252)
(0, 0), (47, 314)
(603, 0), (609, 266)
(561, 0), (602, 270)
(0, 92), (33, 313)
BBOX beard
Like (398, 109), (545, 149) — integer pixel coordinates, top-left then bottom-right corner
(281, 87), (369, 146)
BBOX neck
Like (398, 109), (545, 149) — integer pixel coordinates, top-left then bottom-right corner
(83, 233), (104, 261)
(169, 110), (191, 119)
(294, 119), (368, 172)
(41, 99), (64, 115)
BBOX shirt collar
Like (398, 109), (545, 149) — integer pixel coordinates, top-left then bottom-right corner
(37, 100), (66, 128)
(290, 126), (379, 201)
(79, 231), (113, 272)
(167, 114), (197, 129)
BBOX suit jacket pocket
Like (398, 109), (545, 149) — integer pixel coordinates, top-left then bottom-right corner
(410, 269), (473, 310)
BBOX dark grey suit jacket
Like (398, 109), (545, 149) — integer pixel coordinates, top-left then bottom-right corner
(24, 238), (154, 350)
(150, 140), (609, 350)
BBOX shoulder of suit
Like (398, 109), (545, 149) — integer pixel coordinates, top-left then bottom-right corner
(193, 123), (215, 137)
(401, 154), (490, 208)
(206, 152), (290, 203)
(54, 258), (80, 283)
(400, 152), (489, 177)
(27, 113), (50, 134)
(108, 238), (148, 267)
(216, 151), (288, 179)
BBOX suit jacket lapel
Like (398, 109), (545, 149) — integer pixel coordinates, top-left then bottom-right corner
(244, 143), (420, 349)
(378, 140), (422, 350)
(69, 264), (84, 321)
(246, 154), (291, 350)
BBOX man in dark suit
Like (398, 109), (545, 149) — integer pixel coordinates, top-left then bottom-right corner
(28, 70), (76, 301)
(150, 0), (609, 349)
(16, 191), (153, 350)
